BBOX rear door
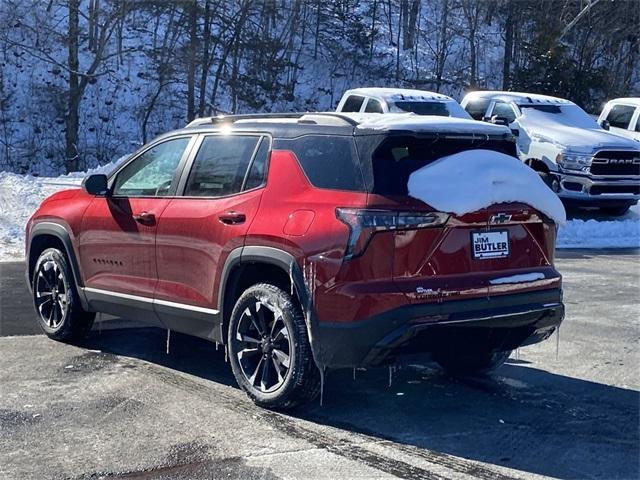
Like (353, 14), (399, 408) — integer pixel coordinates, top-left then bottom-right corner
(154, 134), (269, 340)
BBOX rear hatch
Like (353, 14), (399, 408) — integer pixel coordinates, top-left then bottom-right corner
(355, 132), (561, 305)
(364, 196), (559, 305)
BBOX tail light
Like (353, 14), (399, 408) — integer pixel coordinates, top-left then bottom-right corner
(336, 208), (450, 259)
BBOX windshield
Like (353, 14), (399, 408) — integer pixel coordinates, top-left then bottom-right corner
(518, 104), (599, 129)
(390, 101), (471, 119)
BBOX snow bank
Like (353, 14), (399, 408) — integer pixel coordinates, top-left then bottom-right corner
(0, 156), (128, 261)
(407, 149), (567, 225)
(556, 212), (640, 248)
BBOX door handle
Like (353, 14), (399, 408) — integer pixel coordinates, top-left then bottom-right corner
(219, 211), (246, 225)
(133, 211), (156, 225)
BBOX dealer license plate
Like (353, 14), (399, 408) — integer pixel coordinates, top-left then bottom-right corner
(472, 231), (509, 259)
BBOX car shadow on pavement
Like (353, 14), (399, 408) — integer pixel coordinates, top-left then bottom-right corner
(83, 326), (639, 480)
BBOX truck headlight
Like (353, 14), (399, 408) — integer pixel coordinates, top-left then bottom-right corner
(556, 152), (592, 172)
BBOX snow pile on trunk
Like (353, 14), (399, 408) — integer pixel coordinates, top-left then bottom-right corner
(407, 149), (567, 225)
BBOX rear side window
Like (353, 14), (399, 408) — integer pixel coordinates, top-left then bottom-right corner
(185, 135), (260, 197)
(341, 95), (365, 112)
(244, 137), (270, 190)
(464, 98), (490, 120)
(636, 114), (640, 132)
(607, 104), (635, 129)
(364, 99), (384, 113)
(280, 135), (364, 191)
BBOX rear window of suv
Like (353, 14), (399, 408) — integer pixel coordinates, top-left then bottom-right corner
(359, 135), (518, 196)
(276, 135), (365, 192)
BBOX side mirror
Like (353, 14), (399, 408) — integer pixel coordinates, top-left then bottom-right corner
(599, 119), (610, 130)
(510, 128), (520, 137)
(490, 115), (510, 126)
(82, 174), (108, 196)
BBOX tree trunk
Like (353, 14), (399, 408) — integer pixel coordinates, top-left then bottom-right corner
(198, 0), (212, 117)
(65, 0), (81, 173)
(502, 0), (513, 90)
(186, 2), (197, 122)
(435, 0), (449, 92)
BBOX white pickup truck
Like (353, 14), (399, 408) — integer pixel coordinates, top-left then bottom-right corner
(598, 98), (640, 143)
(336, 87), (471, 119)
(461, 91), (640, 215)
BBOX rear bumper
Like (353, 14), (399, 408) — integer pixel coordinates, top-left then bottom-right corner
(312, 289), (564, 368)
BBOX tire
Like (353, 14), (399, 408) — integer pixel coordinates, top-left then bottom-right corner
(435, 349), (512, 376)
(228, 283), (320, 410)
(600, 205), (631, 216)
(31, 248), (95, 342)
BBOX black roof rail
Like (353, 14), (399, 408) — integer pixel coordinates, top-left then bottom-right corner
(186, 112), (359, 128)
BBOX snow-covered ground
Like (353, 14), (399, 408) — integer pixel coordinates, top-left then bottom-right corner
(0, 165), (639, 261)
(0, 159), (124, 261)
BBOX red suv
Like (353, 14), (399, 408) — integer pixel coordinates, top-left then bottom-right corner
(26, 113), (564, 409)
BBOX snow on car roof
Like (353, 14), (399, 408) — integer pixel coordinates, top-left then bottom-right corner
(466, 91), (573, 106)
(344, 87), (454, 103)
(344, 112), (513, 135)
(605, 97), (640, 107)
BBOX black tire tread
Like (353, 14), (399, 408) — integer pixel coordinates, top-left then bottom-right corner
(32, 248), (95, 342)
(228, 283), (320, 410)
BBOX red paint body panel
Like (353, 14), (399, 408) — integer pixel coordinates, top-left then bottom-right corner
(78, 196), (171, 297)
(155, 189), (263, 308)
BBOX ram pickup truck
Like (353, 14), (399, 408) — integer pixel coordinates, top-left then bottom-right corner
(461, 91), (640, 215)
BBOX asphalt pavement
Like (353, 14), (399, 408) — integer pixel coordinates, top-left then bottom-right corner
(0, 251), (639, 480)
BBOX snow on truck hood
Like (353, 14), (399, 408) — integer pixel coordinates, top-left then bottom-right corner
(407, 149), (567, 226)
(516, 108), (640, 152)
(350, 113), (512, 135)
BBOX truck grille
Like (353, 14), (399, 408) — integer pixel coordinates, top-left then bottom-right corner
(589, 151), (640, 176)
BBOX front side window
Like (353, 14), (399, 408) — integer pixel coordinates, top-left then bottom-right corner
(463, 98), (490, 120)
(341, 95), (365, 112)
(635, 112), (640, 132)
(607, 104), (635, 129)
(185, 135), (260, 197)
(491, 101), (517, 123)
(364, 99), (384, 113)
(113, 137), (190, 197)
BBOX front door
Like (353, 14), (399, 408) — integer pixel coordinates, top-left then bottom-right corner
(78, 136), (194, 322)
(154, 134), (269, 340)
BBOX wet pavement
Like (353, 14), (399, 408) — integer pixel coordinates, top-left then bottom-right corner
(0, 251), (638, 479)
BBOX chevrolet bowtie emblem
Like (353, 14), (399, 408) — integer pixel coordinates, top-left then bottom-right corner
(490, 213), (512, 224)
